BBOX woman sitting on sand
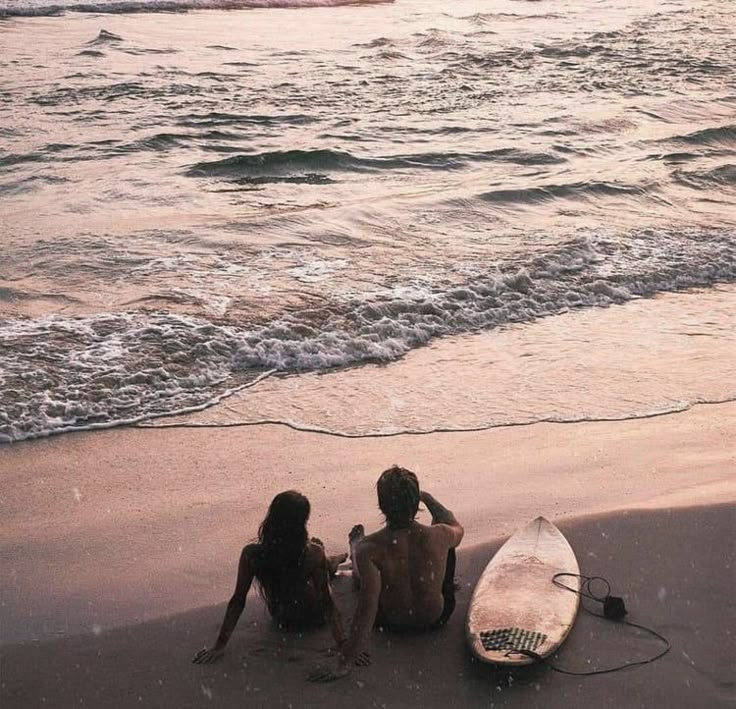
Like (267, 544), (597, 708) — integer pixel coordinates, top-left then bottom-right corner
(192, 490), (348, 663)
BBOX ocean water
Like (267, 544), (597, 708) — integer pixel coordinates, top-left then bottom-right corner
(0, 0), (734, 442)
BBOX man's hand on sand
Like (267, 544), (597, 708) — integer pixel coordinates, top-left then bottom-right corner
(308, 663), (350, 682)
(309, 648), (372, 681)
(192, 647), (224, 664)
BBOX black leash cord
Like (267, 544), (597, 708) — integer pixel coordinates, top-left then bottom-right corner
(503, 572), (671, 676)
(553, 572), (612, 603)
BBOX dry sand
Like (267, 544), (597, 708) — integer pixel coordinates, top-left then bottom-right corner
(1, 401), (735, 707)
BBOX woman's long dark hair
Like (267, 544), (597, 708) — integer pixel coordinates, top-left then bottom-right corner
(253, 490), (311, 615)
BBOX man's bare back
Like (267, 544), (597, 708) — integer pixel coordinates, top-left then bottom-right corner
(355, 512), (459, 628)
(309, 467), (463, 682)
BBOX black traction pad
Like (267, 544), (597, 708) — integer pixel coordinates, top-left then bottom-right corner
(479, 627), (547, 652)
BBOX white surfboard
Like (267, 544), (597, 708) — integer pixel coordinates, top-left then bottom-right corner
(466, 516), (580, 666)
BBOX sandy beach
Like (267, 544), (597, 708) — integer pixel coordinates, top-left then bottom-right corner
(2, 0), (735, 706)
(2, 401), (734, 708)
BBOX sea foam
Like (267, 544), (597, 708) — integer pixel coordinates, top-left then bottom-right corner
(1, 227), (733, 442)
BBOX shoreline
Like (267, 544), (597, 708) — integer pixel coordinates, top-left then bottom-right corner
(136, 393), (736, 435)
(4, 391), (736, 446)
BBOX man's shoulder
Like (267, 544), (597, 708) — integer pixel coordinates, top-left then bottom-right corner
(354, 529), (393, 560)
(362, 523), (447, 542)
(426, 520), (464, 547)
(358, 528), (387, 548)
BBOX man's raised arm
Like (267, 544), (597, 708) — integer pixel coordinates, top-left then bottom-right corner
(420, 490), (464, 545)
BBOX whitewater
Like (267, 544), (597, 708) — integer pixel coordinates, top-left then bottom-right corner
(1, 0), (734, 442)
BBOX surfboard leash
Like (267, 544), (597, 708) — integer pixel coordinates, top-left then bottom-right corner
(502, 572), (671, 676)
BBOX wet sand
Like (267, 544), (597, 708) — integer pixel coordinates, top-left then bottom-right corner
(1, 402), (734, 707)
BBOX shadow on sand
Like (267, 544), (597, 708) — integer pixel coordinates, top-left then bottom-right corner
(2, 504), (734, 708)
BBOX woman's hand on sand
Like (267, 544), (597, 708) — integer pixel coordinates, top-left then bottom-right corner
(192, 647), (224, 664)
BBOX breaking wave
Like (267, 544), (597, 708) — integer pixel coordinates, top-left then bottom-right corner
(1, 227), (734, 442)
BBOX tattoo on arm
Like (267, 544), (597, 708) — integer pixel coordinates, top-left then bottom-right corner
(420, 491), (458, 526)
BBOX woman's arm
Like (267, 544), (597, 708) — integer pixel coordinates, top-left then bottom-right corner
(192, 544), (255, 664)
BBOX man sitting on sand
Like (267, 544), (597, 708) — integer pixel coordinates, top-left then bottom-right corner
(309, 465), (464, 682)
